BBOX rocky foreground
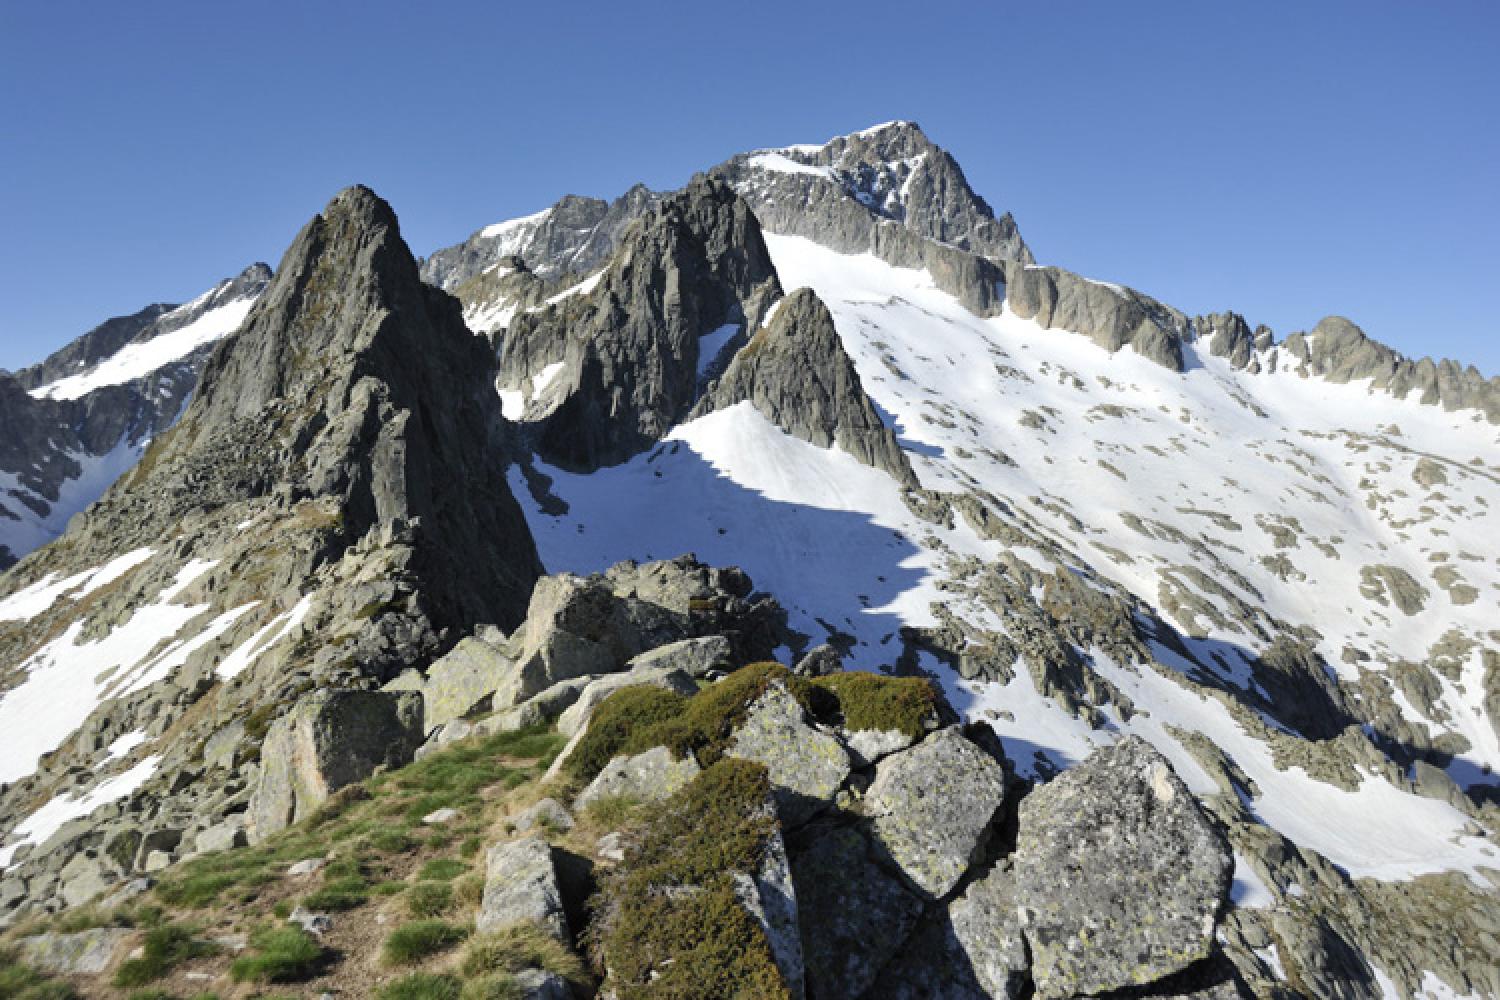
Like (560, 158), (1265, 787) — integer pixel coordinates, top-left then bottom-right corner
(2, 555), (1261, 999)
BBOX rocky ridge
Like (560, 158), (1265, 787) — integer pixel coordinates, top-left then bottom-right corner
(0, 185), (542, 916)
(0, 264), (270, 569)
(0, 121), (1497, 1000)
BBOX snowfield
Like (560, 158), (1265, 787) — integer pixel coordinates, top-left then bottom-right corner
(31, 293), (258, 401)
(511, 229), (1500, 890)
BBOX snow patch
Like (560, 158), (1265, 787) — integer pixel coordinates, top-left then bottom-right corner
(32, 295), (257, 400)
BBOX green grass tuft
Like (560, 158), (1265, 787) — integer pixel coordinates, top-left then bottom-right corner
(228, 925), (324, 983)
(302, 875), (369, 912)
(113, 923), (217, 988)
(406, 881), (454, 918)
(376, 973), (463, 1000)
(0, 945), (79, 999)
(462, 921), (587, 990)
(417, 858), (467, 881)
(381, 920), (471, 966)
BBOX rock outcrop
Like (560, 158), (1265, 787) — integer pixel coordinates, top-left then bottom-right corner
(497, 176), (782, 469)
(694, 286), (917, 485)
(1284, 315), (1500, 422)
(248, 689), (424, 839)
(0, 264), (270, 567)
(421, 184), (661, 290)
(1005, 263), (1190, 371)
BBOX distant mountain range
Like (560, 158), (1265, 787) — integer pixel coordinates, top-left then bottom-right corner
(0, 122), (1496, 999)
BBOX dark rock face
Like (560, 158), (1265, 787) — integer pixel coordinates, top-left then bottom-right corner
(1014, 737), (1233, 999)
(498, 176), (782, 470)
(695, 287), (916, 485)
(1005, 263), (1189, 371)
(421, 184), (661, 290)
(715, 121), (1028, 316)
(101, 185), (543, 632)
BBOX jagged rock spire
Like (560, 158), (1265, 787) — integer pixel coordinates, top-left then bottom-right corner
(73, 184), (543, 631)
(695, 287), (916, 486)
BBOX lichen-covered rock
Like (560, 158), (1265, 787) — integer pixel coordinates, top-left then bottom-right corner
(421, 635), (510, 731)
(19, 927), (132, 974)
(792, 825), (924, 999)
(574, 745), (701, 811)
(1014, 736), (1233, 998)
(865, 727), (1007, 897)
(513, 797), (574, 834)
(247, 689), (424, 841)
(844, 726), (920, 768)
(866, 865), (1028, 1000)
(732, 824), (805, 999)
(727, 680), (851, 825)
(949, 866), (1030, 998)
(625, 635), (733, 677)
(478, 836), (569, 941)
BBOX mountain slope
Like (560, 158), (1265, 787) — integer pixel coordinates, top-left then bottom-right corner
(0, 265), (270, 569)
(0, 186), (540, 904)
(0, 123), (1497, 999)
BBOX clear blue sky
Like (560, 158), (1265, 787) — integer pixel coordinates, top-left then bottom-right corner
(2, 0), (1496, 375)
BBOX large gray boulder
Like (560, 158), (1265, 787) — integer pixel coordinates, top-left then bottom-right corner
(948, 866), (1030, 999)
(19, 927), (133, 974)
(792, 825), (924, 999)
(248, 689), (424, 841)
(1014, 736), (1233, 999)
(625, 634), (733, 676)
(478, 836), (569, 941)
(420, 635), (510, 731)
(726, 680), (851, 825)
(865, 727), (1008, 897)
(574, 745), (701, 811)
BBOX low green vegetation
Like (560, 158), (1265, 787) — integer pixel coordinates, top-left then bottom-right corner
(0, 945), (77, 999)
(462, 921), (587, 991)
(154, 726), (561, 912)
(302, 874), (369, 912)
(569, 662), (939, 784)
(805, 669), (939, 738)
(406, 881), (454, 917)
(113, 923), (217, 988)
(417, 858), (468, 881)
(376, 973), (463, 1000)
(382, 920), (471, 966)
(228, 925), (324, 983)
(589, 758), (790, 999)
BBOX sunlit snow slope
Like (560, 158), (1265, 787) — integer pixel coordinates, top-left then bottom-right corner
(512, 228), (1500, 890)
